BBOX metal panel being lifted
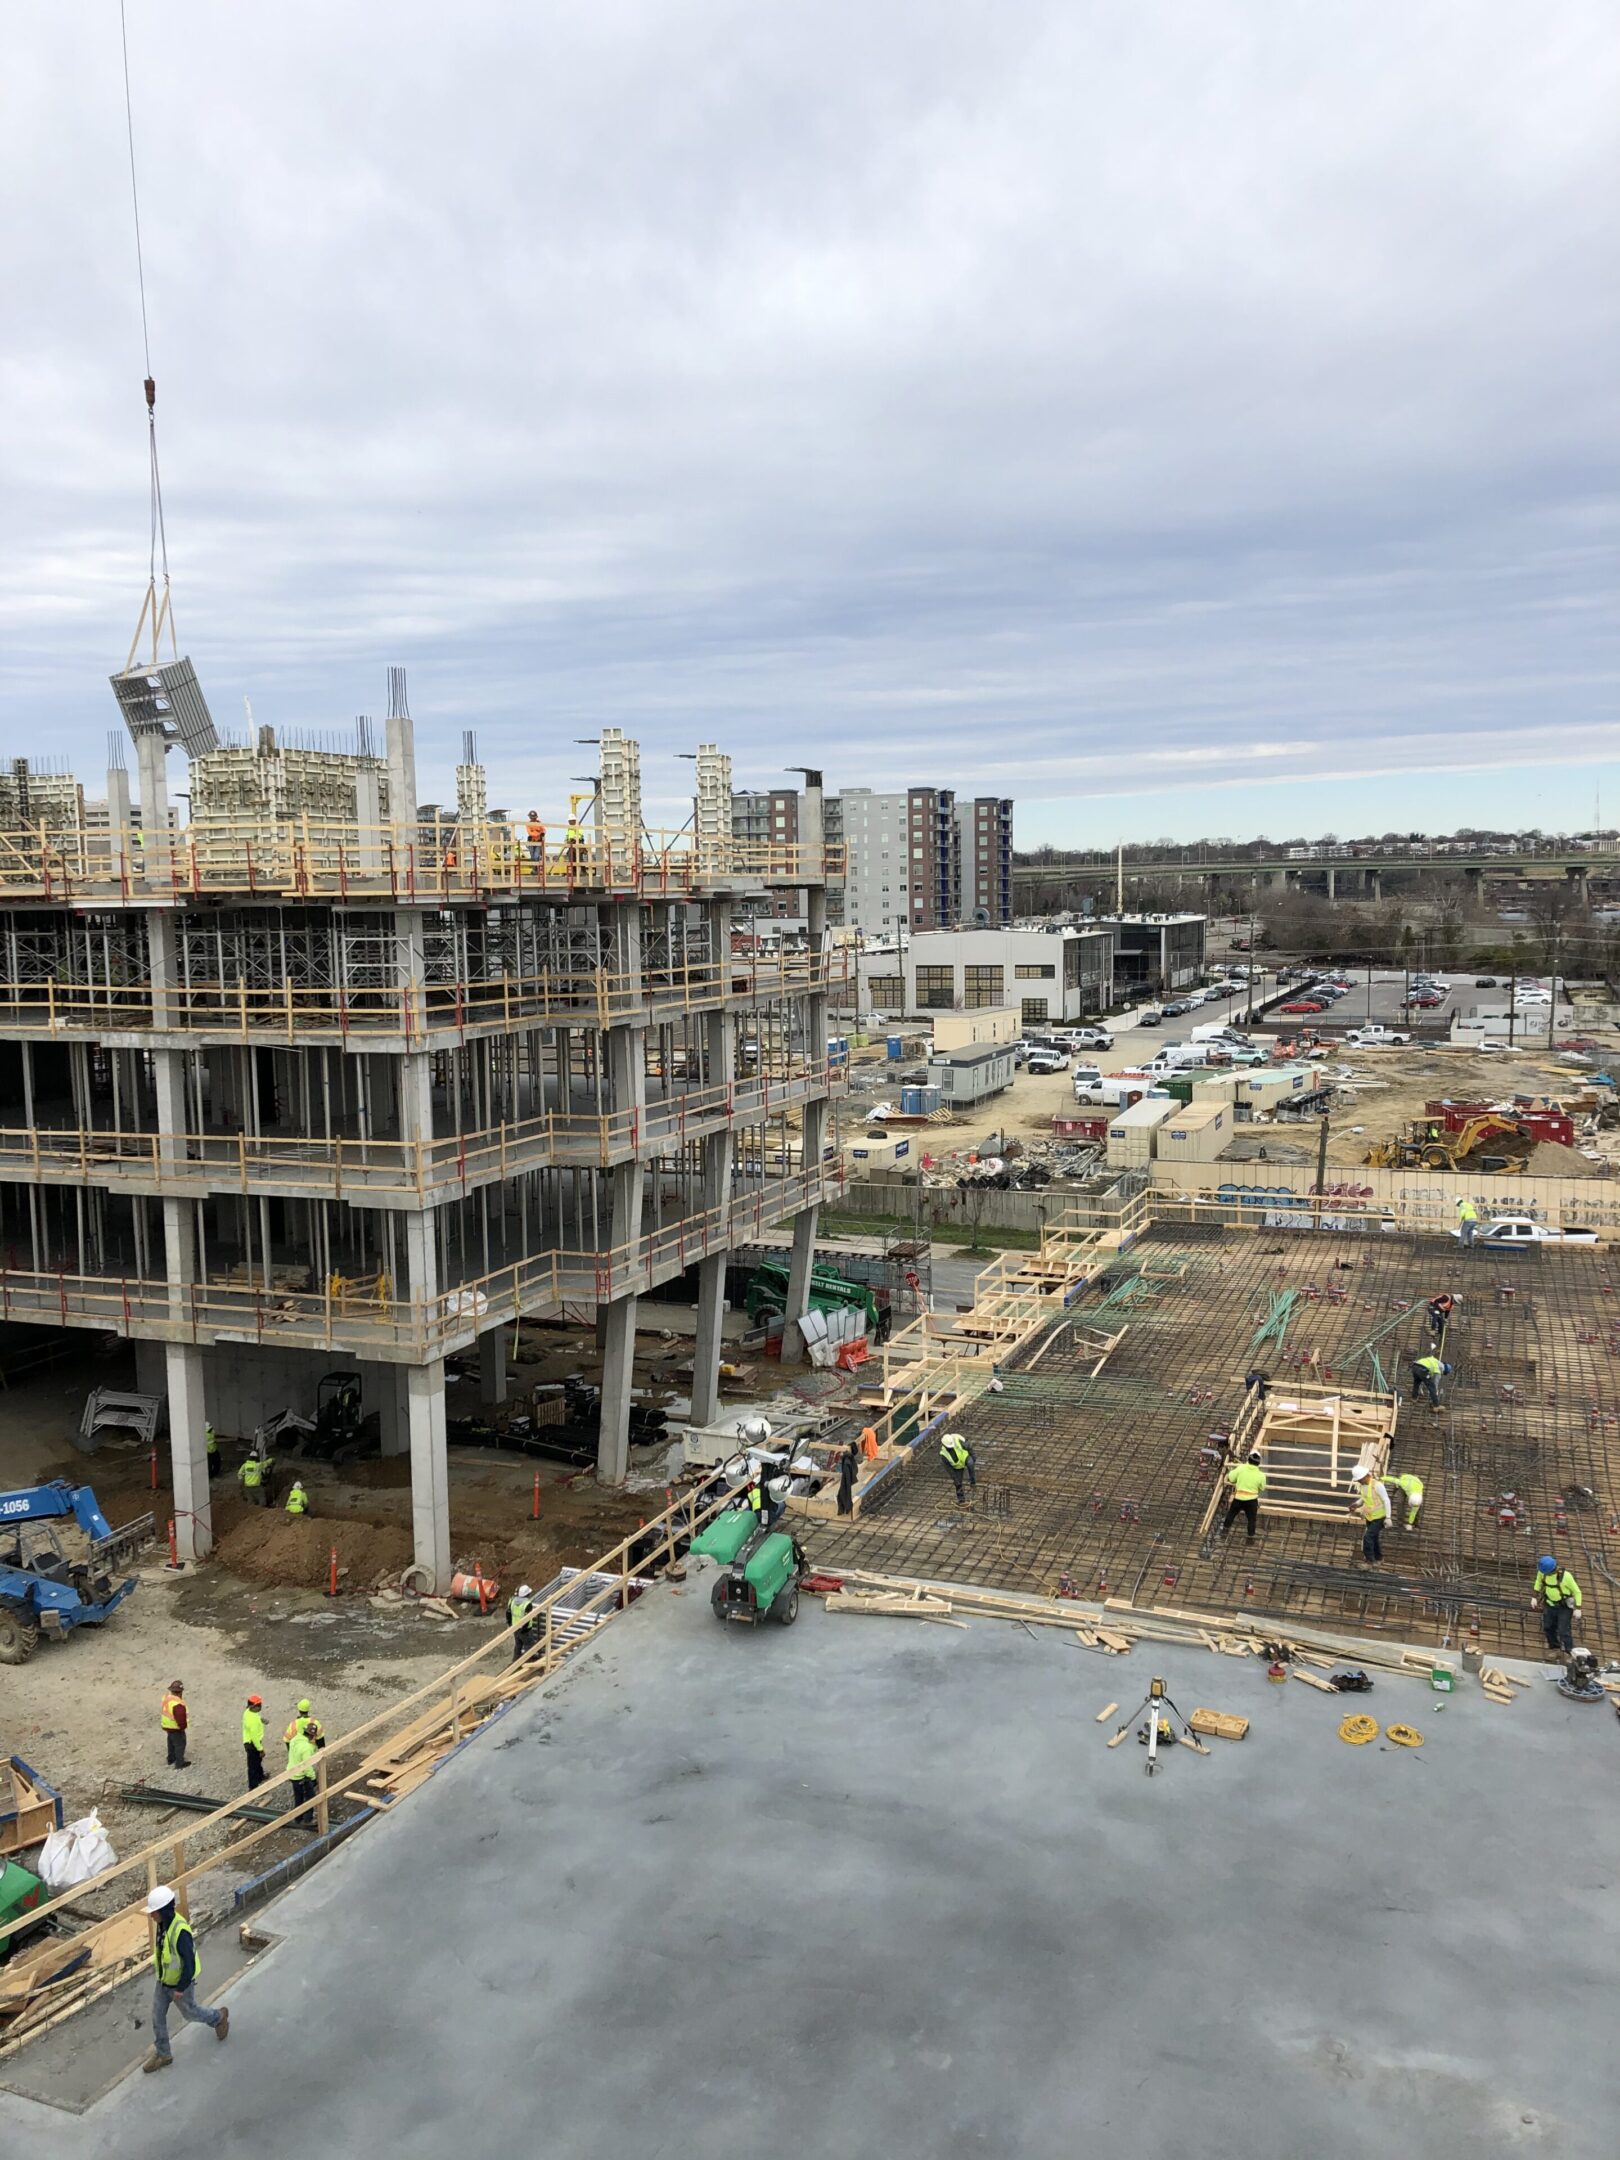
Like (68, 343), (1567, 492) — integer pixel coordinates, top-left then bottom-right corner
(109, 656), (219, 759)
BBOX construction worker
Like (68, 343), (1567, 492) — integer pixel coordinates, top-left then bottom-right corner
(564, 819), (585, 881)
(1222, 1451), (1267, 1543)
(237, 1448), (274, 1506)
(525, 812), (544, 865)
(205, 1423), (220, 1479)
(242, 1694), (266, 1790)
(1532, 1554), (1582, 1657)
(286, 1718), (320, 1829)
(939, 1431), (977, 1505)
(836, 1439), (858, 1517)
(283, 1698), (325, 1750)
(507, 1582), (536, 1664)
(160, 1680), (190, 1771)
(142, 1884), (228, 2071)
(1350, 1468), (1391, 1564)
(1457, 1196), (1480, 1247)
(1427, 1292), (1456, 1345)
(284, 1477), (309, 1516)
(858, 1424), (880, 1462)
(1243, 1369), (1270, 1403)
(1410, 1353), (1451, 1411)
(1389, 1470), (1424, 1530)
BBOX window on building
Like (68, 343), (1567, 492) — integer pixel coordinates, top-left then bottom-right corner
(962, 964), (1004, 1008)
(1021, 996), (1049, 1023)
(1064, 940), (1083, 989)
(866, 974), (904, 1006)
(1015, 962), (1055, 980)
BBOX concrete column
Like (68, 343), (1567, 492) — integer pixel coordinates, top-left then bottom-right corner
(596, 1293), (639, 1486)
(355, 766), (383, 873)
(1366, 869), (1383, 904)
(135, 731), (168, 888)
(479, 1325), (508, 1406)
(1325, 867), (1338, 901)
(596, 901), (647, 1484)
(106, 764), (134, 887)
(406, 1357), (451, 1590)
(165, 1341), (213, 1559)
(376, 1364), (411, 1458)
(689, 936), (736, 1432)
(783, 882), (829, 1359)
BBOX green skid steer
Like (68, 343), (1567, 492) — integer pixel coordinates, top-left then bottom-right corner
(692, 1508), (807, 1629)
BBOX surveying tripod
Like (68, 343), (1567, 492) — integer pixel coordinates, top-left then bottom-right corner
(1107, 1675), (1209, 1775)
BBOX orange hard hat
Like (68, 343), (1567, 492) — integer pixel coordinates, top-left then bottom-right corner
(247, 1693), (263, 1706)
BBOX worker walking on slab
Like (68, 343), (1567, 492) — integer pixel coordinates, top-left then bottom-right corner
(160, 1681), (190, 1771)
(142, 1885), (229, 2072)
(1456, 1197), (1480, 1247)
(1532, 1555), (1582, 1657)
(286, 1718), (320, 1829)
(940, 1431), (977, 1506)
(242, 1694), (266, 1790)
(1350, 1469), (1391, 1564)
(284, 1477), (310, 1516)
(1410, 1354), (1451, 1411)
(1388, 1471), (1424, 1530)
(507, 1582), (537, 1663)
(1221, 1451), (1267, 1543)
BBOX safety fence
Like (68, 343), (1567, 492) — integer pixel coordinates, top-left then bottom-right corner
(0, 1066), (833, 1201)
(0, 1161), (848, 1358)
(0, 817), (844, 906)
(0, 950), (848, 1045)
(0, 1481), (734, 2061)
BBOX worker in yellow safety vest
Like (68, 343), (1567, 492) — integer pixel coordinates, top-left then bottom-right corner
(143, 1884), (228, 2070)
(284, 1478), (309, 1516)
(160, 1680), (190, 1772)
(564, 821), (585, 879)
(286, 1720), (320, 1828)
(283, 1697), (325, 1749)
(507, 1583), (536, 1664)
(1456, 1196), (1480, 1247)
(1222, 1451), (1267, 1543)
(1350, 1469), (1390, 1566)
(939, 1431), (976, 1506)
(242, 1693), (266, 1790)
(238, 1450), (274, 1507)
(1389, 1471), (1424, 1530)
(1410, 1354), (1450, 1411)
(205, 1423), (220, 1479)
(1532, 1556), (1582, 1657)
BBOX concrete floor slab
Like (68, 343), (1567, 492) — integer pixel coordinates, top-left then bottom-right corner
(3, 1578), (1617, 2158)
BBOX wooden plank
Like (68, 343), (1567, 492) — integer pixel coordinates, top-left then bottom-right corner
(1094, 1702), (1119, 1723)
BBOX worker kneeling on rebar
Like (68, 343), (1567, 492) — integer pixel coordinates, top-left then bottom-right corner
(939, 1431), (976, 1506)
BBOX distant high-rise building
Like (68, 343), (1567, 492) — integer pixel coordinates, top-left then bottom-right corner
(731, 788), (801, 916)
(956, 797), (1014, 927)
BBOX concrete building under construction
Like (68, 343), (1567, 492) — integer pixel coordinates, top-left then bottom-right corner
(0, 667), (843, 1590)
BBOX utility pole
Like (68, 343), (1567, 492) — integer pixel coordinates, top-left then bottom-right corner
(1548, 923), (1560, 1051)
(1507, 944), (1518, 1046)
(1116, 841), (1124, 916)
(1246, 908), (1257, 1024)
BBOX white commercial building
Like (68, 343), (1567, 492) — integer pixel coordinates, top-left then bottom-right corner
(901, 925), (1115, 1026)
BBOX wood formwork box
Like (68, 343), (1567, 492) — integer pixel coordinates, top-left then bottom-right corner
(1251, 1386), (1395, 1523)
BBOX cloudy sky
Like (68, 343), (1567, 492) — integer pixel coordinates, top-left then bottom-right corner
(2, 2), (1616, 843)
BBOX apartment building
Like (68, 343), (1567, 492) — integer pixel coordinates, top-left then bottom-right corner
(0, 671), (841, 1595)
(955, 797), (1014, 926)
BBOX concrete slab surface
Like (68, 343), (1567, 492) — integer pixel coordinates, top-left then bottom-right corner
(3, 1576), (1618, 2158)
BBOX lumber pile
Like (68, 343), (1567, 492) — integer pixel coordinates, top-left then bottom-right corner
(0, 1906), (150, 2048)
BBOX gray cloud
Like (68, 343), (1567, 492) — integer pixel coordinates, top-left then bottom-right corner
(1, 1), (1615, 831)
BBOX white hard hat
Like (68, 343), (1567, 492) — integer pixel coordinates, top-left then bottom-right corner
(517, 1583), (532, 1599)
(1350, 1467), (1368, 1481)
(738, 1415), (772, 1444)
(146, 1885), (175, 1913)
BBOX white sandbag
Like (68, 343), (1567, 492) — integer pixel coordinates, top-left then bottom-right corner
(38, 1812), (118, 1890)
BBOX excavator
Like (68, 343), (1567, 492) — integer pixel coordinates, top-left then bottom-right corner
(1366, 1113), (1536, 1174)
(0, 1481), (152, 1664)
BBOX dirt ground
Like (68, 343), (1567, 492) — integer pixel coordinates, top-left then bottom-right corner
(0, 1329), (676, 1892)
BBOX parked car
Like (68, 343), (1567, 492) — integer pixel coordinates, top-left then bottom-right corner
(1407, 993), (1444, 1009)
(1070, 1065), (1105, 1097)
(1025, 1048), (1071, 1075)
(1457, 1216), (1599, 1248)
(1344, 1026), (1411, 1048)
(1068, 1026), (1115, 1051)
(1280, 999), (1326, 1015)
(1137, 1008), (1164, 1026)
(1164, 998), (1200, 1017)
(1474, 976), (1499, 988)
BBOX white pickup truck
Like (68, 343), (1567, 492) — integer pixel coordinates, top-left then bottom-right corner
(1343, 1025), (1411, 1048)
(1458, 1216), (1600, 1248)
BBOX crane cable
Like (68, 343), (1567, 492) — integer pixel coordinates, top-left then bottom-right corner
(118, 0), (172, 630)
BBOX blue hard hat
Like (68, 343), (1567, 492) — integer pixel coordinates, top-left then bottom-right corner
(1538, 1554), (1557, 1572)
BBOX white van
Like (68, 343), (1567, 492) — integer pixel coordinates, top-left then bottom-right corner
(1190, 1022), (1248, 1046)
(1145, 1043), (1208, 1075)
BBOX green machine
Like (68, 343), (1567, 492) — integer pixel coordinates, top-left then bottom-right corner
(689, 1508), (762, 1567)
(710, 1530), (807, 1629)
(0, 1855), (46, 1963)
(743, 1259), (887, 1340)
